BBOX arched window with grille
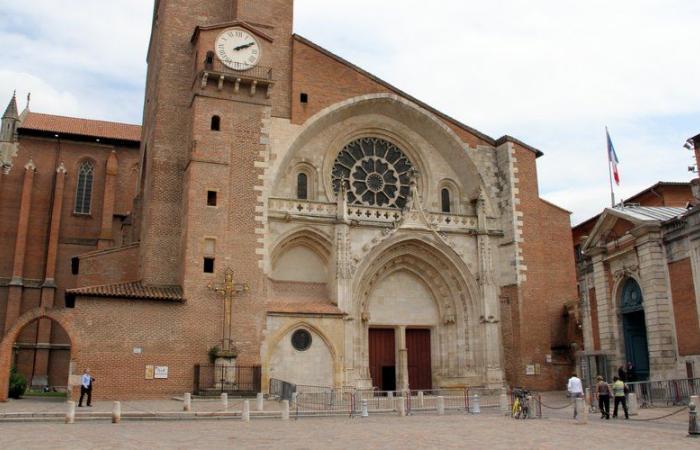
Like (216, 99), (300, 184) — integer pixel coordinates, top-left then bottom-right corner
(441, 188), (451, 213)
(74, 160), (95, 215)
(297, 172), (308, 200)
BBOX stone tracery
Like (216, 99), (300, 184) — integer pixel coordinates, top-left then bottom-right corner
(331, 137), (413, 209)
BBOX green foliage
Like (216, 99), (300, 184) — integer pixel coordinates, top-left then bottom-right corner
(9, 367), (27, 399)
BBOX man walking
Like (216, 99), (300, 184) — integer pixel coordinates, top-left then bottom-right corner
(612, 376), (629, 419)
(567, 373), (584, 419)
(595, 375), (611, 419)
(78, 368), (95, 407)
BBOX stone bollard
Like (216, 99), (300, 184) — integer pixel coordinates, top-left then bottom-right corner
(470, 394), (481, 414)
(627, 393), (639, 416)
(398, 395), (406, 417)
(221, 393), (228, 410)
(183, 393), (192, 412)
(575, 397), (588, 424)
(689, 396), (699, 438)
(361, 399), (369, 418)
(65, 401), (76, 424)
(291, 392), (298, 407)
(418, 391), (424, 408)
(256, 393), (264, 411)
(585, 388), (592, 412)
(281, 400), (290, 420)
(387, 391), (394, 410)
(242, 400), (250, 422)
(526, 396), (533, 419)
(437, 396), (445, 416)
(499, 391), (509, 416)
(112, 401), (121, 424)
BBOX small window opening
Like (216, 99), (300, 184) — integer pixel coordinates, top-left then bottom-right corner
(441, 188), (451, 213)
(211, 115), (221, 131)
(300, 93), (309, 104)
(71, 257), (80, 275)
(297, 173), (308, 200)
(207, 190), (218, 207)
(205, 51), (215, 69)
(203, 257), (215, 274)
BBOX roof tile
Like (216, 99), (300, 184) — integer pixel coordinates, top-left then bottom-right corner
(66, 281), (183, 302)
(19, 112), (141, 142)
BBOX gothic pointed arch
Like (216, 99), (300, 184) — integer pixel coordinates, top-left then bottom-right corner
(270, 227), (333, 283)
(269, 94), (489, 207)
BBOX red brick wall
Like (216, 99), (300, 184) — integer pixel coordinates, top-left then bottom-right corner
(669, 258), (700, 356)
(512, 144), (579, 390)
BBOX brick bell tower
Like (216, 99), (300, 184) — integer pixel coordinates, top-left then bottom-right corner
(137, 0), (294, 362)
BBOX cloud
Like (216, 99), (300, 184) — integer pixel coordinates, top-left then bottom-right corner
(1, 0), (698, 224)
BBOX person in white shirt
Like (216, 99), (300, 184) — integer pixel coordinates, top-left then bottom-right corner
(78, 368), (95, 407)
(567, 373), (584, 419)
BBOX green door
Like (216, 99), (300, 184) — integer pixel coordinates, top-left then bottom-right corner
(620, 279), (650, 381)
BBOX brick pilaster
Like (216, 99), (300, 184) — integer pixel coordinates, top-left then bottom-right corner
(4, 160), (36, 334)
(98, 151), (118, 249)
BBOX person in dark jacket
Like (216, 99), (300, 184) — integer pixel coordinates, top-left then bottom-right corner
(595, 375), (611, 419)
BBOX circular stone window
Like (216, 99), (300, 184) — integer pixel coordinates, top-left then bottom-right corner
(291, 329), (312, 352)
(331, 137), (414, 209)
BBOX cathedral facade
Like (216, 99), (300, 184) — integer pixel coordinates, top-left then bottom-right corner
(0, 0), (579, 400)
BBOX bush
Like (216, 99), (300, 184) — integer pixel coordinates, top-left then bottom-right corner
(9, 367), (27, 399)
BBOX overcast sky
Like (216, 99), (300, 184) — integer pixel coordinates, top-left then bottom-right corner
(1, 0), (698, 223)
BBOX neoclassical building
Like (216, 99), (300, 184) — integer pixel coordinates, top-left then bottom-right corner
(0, 0), (579, 400)
(573, 170), (700, 383)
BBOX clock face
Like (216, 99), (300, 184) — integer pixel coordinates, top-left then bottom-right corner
(215, 28), (261, 71)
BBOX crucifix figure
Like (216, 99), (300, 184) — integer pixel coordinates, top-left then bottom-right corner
(208, 268), (249, 354)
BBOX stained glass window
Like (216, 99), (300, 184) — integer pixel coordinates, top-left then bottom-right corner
(331, 137), (413, 209)
(74, 160), (94, 215)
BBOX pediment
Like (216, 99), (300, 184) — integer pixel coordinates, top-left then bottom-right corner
(191, 20), (274, 44)
(582, 209), (641, 252)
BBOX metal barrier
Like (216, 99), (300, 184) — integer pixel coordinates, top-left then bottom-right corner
(628, 378), (700, 407)
(193, 364), (261, 395)
(269, 378), (296, 401)
(294, 390), (355, 417)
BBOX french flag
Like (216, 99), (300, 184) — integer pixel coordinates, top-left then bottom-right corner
(607, 129), (621, 186)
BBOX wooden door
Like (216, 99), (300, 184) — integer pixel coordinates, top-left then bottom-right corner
(369, 329), (396, 391)
(406, 329), (432, 390)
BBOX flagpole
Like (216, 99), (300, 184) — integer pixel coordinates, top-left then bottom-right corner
(606, 127), (616, 208)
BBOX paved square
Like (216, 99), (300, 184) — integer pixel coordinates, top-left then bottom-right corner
(0, 405), (696, 449)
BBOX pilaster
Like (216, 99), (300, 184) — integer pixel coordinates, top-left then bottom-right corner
(591, 250), (617, 357)
(98, 151), (118, 249)
(4, 160), (36, 333)
(635, 232), (677, 376)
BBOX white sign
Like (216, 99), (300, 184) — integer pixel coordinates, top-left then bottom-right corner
(525, 365), (536, 376)
(545, 354), (552, 364)
(154, 366), (169, 379)
(133, 347), (143, 355)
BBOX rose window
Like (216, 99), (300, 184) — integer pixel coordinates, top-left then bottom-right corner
(331, 137), (413, 209)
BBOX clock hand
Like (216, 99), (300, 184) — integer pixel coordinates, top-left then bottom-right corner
(233, 42), (255, 51)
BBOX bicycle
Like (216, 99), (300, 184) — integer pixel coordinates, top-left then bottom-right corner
(511, 388), (530, 419)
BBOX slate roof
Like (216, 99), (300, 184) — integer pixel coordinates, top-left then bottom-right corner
(66, 281), (184, 302)
(19, 112), (141, 142)
(612, 206), (687, 223)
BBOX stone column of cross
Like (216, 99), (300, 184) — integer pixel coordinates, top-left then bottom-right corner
(208, 268), (249, 353)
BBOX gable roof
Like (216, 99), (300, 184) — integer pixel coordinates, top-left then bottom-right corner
(581, 206), (687, 252)
(293, 34), (544, 158)
(19, 112), (141, 143)
(191, 20), (275, 43)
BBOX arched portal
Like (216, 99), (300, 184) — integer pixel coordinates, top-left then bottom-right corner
(0, 308), (77, 402)
(619, 278), (649, 381)
(352, 236), (481, 390)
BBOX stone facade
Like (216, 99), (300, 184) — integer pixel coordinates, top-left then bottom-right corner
(0, 0), (580, 400)
(573, 175), (700, 382)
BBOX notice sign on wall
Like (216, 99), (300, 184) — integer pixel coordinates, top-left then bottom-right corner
(154, 366), (169, 379)
(145, 365), (154, 380)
